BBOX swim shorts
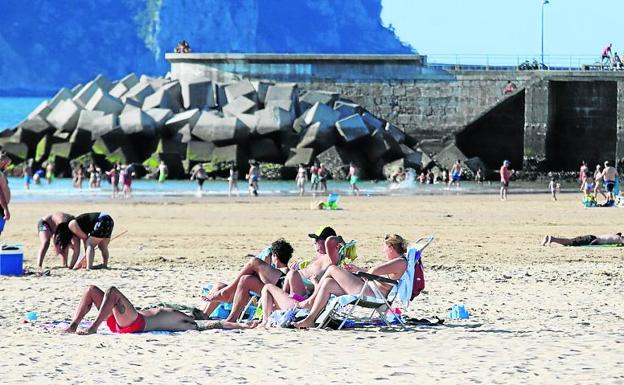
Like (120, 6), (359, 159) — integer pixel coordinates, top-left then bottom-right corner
(605, 181), (615, 192)
(451, 173), (461, 182)
(37, 219), (50, 232)
(106, 313), (146, 334)
(570, 235), (596, 247)
(501, 181), (509, 187)
(91, 214), (114, 238)
(350, 176), (359, 185)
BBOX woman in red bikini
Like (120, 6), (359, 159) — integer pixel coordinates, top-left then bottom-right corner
(64, 285), (200, 335)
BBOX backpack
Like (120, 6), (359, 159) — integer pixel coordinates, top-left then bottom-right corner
(411, 259), (425, 300)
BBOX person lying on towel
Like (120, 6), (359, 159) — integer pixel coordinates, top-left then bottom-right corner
(542, 233), (624, 247)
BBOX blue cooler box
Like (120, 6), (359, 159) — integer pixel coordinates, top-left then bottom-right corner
(0, 246), (23, 276)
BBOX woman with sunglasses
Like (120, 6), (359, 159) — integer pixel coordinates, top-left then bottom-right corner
(294, 234), (408, 329)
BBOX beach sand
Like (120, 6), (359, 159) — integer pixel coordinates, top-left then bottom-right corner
(0, 193), (623, 384)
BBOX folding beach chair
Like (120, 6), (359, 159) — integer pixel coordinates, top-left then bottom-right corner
(315, 236), (434, 330)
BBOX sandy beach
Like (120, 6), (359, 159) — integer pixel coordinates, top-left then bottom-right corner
(0, 193), (623, 384)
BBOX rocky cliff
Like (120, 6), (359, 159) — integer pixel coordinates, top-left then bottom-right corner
(0, 0), (413, 95)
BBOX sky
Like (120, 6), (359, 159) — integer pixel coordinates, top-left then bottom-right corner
(381, 0), (621, 66)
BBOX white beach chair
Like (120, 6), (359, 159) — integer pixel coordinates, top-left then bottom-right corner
(315, 236), (434, 330)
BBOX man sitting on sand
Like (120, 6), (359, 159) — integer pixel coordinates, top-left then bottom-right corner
(64, 285), (253, 335)
(542, 233), (624, 247)
(201, 238), (294, 322)
(68, 212), (114, 270)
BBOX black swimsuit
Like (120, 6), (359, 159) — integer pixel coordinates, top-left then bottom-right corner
(275, 269), (288, 289)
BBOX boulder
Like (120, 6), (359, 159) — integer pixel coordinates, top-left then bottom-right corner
(335, 114), (369, 143)
(46, 99), (82, 132)
(49, 88), (74, 111)
(181, 78), (216, 109)
(187, 140), (215, 162)
(249, 138), (282, 163)
(224, 80), (257, 103)
(432, 143), (468, 170)
(284, 147), (315, 167)
(223, 96), (257, 117)
(119, 109), (156, 135)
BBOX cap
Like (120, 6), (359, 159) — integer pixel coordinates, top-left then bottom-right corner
(308, 226), (337, 240)
(503, 160), (511, 165)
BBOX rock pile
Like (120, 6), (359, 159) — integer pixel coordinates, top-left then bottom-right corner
(2, 73), (437, 179)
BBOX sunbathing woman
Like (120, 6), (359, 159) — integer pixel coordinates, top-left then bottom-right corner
(201, 238), (294, 322)
(36, 212), (79, 269)
(257, 236), (344, 327)
(64, 285), (253, 335)
(293, 234), (408, 329)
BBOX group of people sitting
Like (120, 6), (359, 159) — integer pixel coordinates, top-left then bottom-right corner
(579, 160), (619, 207)
(63, 226), (412, 334)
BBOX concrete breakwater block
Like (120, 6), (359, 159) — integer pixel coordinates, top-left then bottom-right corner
(109, 73), (140, 98)
(187, 140), (215, 162)
(316, 145), (366, 180)
(174, 123), (193, 144)
(361, 111), (384, 133)
(70, 84), (84, 96)
(2, 142), (28, 163)
(265, 83), (298, 104)
(92, 128), (125, 155)
(49, 142), (72, 159)
(92, 74), (114, 92)
(363, 129), (402, 163)
(223, 96), (257, 117)
(255, 107), (292, 136)
(76, 110), (105, 131)
(8, 128), (44, 156)
(211, 144), (247, 170)
(85, 88), (123, 115)
(192, 114), (248, 144)
(68, 128), (93, 156)
(284, 147), (315, 167)
(72, 81), (103, 108)
(146, 108), (174, 130)
(17, 115), (52, 135)
(302, 102), (340, 134)
(90, 114), (118, 139)
(142, 82), (182, 113)
(119, 109), (156, 135)
(432, 143), (468, 170)
(46, 99), (82, 132)
(336, 114), (369, 143)
(334, 101), (363, 120)
(106, 144), (139, 165)
(157, 152), (185, 179)
(224, 80), (257, 104)
(163, 109), (200, 137)
(49, 88), (73, 110)
(299, 91), (339, 112)
(464, 157), (488, 174)
(181, 78), (216, 109)
(27, 100), (52, 121)
(237, 113), (258, 134)
(252, 81), (274, 105)
(157, 138), (187, 158)
(123, 81), (155, 105)
(297, 122), (337, 152)
(250, 138), (281, 163)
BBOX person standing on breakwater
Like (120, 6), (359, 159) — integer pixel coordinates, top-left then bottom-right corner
(499, 160), (514, 201)
(347, 162), (360, 196)
(247, 161), (260, 197)
(602, 43), (613, 65)
(0, 153), (12, 237)
(296, 164), (307, 196)
(228, 165), (240, 197)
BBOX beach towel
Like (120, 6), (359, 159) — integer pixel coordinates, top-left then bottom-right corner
(36, 320), (242, 334)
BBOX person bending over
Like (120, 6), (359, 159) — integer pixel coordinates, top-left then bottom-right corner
(542, 233), (624, 247)
(201, 238), (294, 322)
(68, 212), (114, 270)
(294, 234), (408, 329)
(36, 212), (79, 269)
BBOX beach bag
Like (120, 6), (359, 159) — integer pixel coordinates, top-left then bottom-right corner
(411, 260), (425, 300)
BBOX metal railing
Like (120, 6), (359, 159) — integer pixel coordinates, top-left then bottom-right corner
(425, 54), (615, 71)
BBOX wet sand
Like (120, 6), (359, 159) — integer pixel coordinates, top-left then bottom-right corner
(0, 194), (622, 384)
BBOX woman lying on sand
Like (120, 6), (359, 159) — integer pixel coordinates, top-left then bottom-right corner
(293, 234), (408, 329)
(64, 285), (254, 335)
(542, 233), (624, 246)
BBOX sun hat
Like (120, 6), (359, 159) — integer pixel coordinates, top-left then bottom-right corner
(308, 226), (337, 240)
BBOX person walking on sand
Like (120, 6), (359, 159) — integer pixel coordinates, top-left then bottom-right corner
(0, 153), (12, 237)
(319, 163), (328, 193)
(247, 161), (260, 197)
(600, 161), (619, 203)
(106, 165), (120, 199)
(296, 164), (307, 196)
(579, 161), (589, 186)
(448, 160), (462, 189)
(499, 160), (514, 201)
(347, 162), (360, 196)
(228, 165), (240, 197)
(68, 212), (114, 270)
